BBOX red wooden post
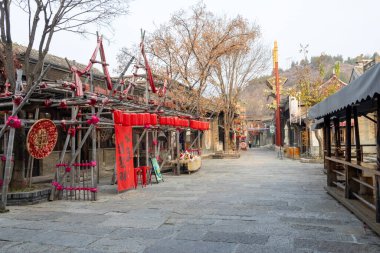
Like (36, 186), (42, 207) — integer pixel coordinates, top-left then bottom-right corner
(274, 41), (281, 147)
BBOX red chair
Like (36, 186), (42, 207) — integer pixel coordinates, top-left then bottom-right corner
(139, 166), (149, 186)
(134, 167), (143, 188)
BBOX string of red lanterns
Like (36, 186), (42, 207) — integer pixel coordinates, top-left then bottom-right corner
(113, 110), (209, 130)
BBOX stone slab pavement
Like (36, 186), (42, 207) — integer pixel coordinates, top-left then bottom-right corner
(0, 148), (379, 252)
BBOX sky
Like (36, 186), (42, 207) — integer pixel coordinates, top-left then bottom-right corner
(10, 0), (380, 75)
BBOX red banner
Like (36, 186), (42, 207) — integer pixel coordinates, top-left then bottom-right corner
(115, 125), (134, 192)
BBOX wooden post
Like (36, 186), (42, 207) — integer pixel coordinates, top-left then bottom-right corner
(376, 96), (380, 222)
(325, 116), (334, 187)
(176, 129), (180, 175)
(146, 130), (149, 167)
(333, 118), (340, 157)
(90, 71), (97, 200)
(345, 106), (353, 199)
(353, 107), (361, 163)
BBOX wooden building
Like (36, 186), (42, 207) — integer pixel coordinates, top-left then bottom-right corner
(309, 63), (380, 235)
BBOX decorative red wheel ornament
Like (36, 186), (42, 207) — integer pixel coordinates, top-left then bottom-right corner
(27, 119), (58, 159)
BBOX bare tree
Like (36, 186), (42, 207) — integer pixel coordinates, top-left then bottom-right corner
(0, 0), (129, 90)
(211, 30), (269, 151)
(147, 3), (254, 115)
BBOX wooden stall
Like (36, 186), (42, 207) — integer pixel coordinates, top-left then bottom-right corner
(309, 63), (380, 235)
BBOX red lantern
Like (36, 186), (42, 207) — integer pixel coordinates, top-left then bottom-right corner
(190, 120), (196, 129)
(159, 116), (166, 125)
(130, 113), (137, 126)
(144, 113), (150, 125)
(113, 110), (122, 124)
(174, 117), (179, 126)
(137, 114), (144, 125)
(150, 114), (157, 125)
(122, 113), (130, 126)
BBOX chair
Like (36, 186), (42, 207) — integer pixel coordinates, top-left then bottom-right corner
(134, 167), (143, 188)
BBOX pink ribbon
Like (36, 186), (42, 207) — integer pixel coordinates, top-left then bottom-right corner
(6, 116), (21, 128)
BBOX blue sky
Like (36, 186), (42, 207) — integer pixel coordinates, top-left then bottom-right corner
(11, 0), (380, 74)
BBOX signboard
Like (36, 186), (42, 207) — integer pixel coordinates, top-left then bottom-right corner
(115, 125), (134, 192)
(27, 119), (58, 159)
(269, 125), (275, 134)
(289, 96), (300, 124)
(150, 157), (163, 182)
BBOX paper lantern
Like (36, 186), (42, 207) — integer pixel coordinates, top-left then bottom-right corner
(159, 116), (166, 125)
(130, 113), (137, 126)
(122, 113), (130, 126)
(137, 114), (144, 125)
(174, 117), (179, 126)
(150, 114), (157, 125)
(113, 110), (123, 124)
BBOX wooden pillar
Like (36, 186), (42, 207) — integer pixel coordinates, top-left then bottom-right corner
(333, 118), (341, 157)
(325, 116), (334, 186)
(376, 97), (380, 222)
(353, 107), (361, 163)
(345, 106), (354, 199)
(176, 129), (180, 175)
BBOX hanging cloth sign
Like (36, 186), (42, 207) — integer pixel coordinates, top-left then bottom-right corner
(115, 125), (134, 192)
(27, 119), (58, 159)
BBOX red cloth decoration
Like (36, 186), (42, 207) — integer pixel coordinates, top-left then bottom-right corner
(6, 116), (21, 128)
(44, 99), (52, 107)
(68, 127), (76, 137)
(65, 167), (71, 173)
(40, 82), (48, 89)
(61, 120), (67, 131)
(88, 96), (97, 106)
(59, 100), (68, 109)
(115, 125), (134, 192)
(87, 115), (100, 125)
(13, 96), (23, 105)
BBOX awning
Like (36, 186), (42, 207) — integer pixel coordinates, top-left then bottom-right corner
(309, 63), (380, 119)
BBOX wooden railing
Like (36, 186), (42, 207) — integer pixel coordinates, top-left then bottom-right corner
(326, 156), (378, 211)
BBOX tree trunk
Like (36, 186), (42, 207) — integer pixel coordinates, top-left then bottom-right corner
(314, 129), (323, 158)
(10, 111), (27, 189)
(223, 112), (231, 152)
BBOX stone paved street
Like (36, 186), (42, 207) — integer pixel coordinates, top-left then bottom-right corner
(1, 148), (380, 252)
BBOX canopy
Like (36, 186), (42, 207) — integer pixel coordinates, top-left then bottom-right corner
(309, 63), (380, 119)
